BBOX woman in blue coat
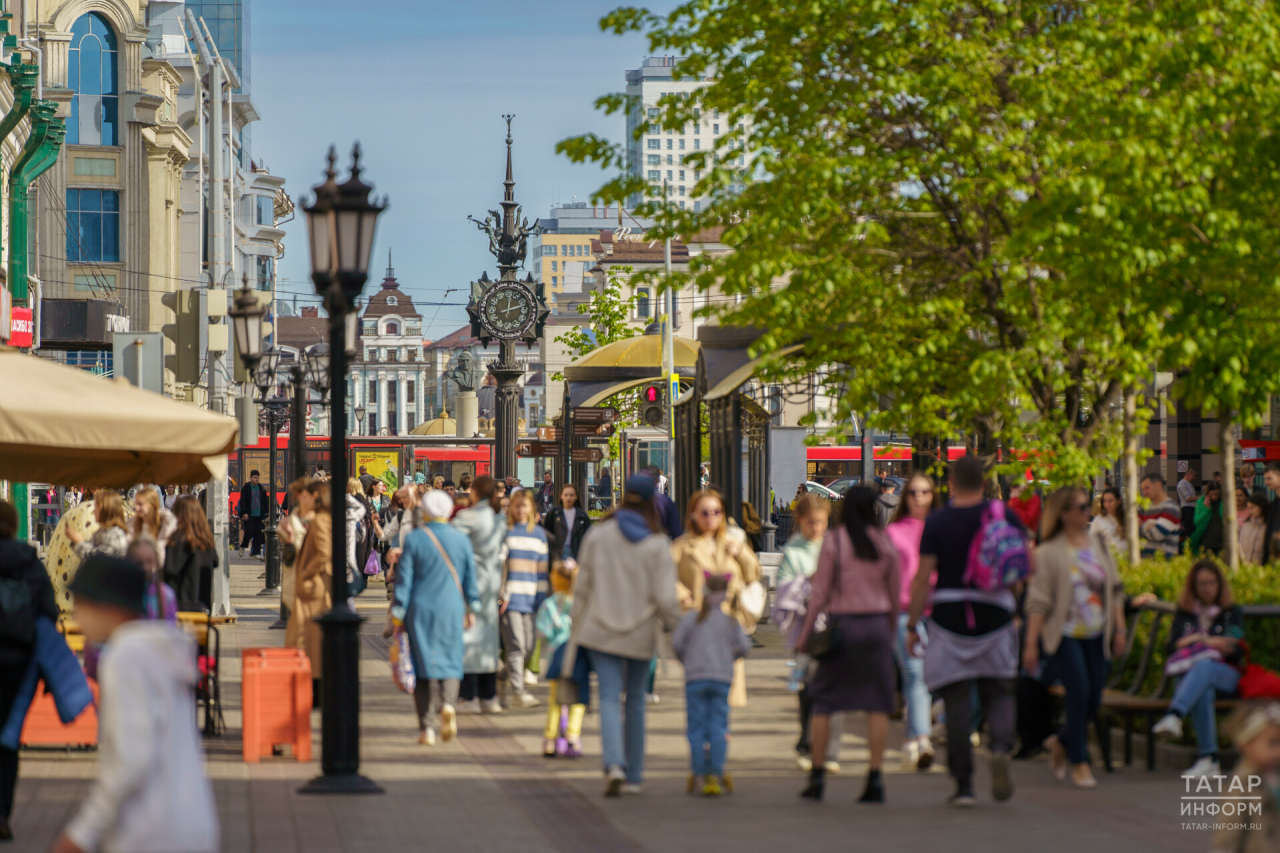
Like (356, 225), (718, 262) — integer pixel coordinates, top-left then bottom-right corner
(393, 490), (480, 745)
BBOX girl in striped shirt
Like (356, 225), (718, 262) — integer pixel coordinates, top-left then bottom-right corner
(500, 491), (550, 708)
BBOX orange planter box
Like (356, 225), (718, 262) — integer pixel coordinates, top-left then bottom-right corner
(241, 648), (311, 763)
(21, 678), (99, 747)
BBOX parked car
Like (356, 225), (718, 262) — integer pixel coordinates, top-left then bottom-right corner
(824, 476), (860, 495)
(802, 481), (839, 500)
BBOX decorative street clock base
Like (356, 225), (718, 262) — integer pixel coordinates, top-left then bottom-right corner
(490, 340), (524, 482)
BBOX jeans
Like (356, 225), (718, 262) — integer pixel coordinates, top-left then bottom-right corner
(241, 516), (265, 556)
(893, 613), (932, 740)
(460, 672), (497, 702)
(500, 611), (536, 694)
(1052, 636), (1110, 765)
(685, 680), (731, 776)
(0, 665), (24, 821)
(1171, 659), (1241, 757)
(938, 678), (1015, 788)
(589, 649), (649, 784)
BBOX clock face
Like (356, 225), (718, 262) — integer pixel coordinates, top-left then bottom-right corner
(479, 283), (536, 339)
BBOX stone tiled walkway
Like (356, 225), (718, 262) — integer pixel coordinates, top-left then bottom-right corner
(9, 558), (1207, 853)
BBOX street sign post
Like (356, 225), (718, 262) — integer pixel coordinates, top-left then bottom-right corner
(573, 421), (615, 439)
(570, 447), (604, 463)
(537, 427), (562, 440)
(571, 406), (619, 424)
(517, 441), (561, 458)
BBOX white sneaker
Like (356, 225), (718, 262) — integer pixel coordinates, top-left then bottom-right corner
(825, 761), (841, 775)
(516, 692), (539, 709)
(605, 765), (626, 797)
(622, 783), (643, 795)
(525, 672), (538, 686)
(440, 704), (457, 742)
(646, 693), (660, 704)
(419, 728), (436, 746)
(480, 697), (503, 714)
(901, 740), (921, 771)
(455, 699), (481, 715)
(795, 753), (813, 772)
(1184, 756), (1221, 779)
(917, 737), (935, 771)
(1153, 713), (1184, 740)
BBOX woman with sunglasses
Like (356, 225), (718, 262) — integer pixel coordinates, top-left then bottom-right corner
(1023, 487), (1127, 789)
(672, 489), (762, 708)
(886, 472), (939, 771)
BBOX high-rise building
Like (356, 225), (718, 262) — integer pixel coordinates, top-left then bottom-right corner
(624, 56), (750, 210)
(528, 202), (653, 301)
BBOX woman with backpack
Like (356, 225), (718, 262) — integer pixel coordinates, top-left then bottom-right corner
(795, 486), (900, 803)
(0, 499), (59, 843)
(1023, 487), (1126, 789)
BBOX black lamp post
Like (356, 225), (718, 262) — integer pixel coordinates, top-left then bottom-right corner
(355, 405), (366, 436)
(298, 145), (386, 796)
(253, 349), (289, 596)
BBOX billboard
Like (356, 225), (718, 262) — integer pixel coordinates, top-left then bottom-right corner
(353, 449), (401, 490)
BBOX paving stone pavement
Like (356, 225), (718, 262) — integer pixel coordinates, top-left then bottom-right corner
(7, 557), (1210, 853)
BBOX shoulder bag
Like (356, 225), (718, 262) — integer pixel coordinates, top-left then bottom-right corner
(422, 526), (465, 599)
(806, 532), (843, 661)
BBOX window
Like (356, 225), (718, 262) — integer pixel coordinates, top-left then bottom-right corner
(664, 155), (670, 165)
(679, 185), (685, 196)
(68, 13), (119, 146)
(66, 189), (120, 262)
(561, 245), (569, 256)
(694, 139), (701, 150)
(407, 382), (415, 403)
(714, 124), (720, 134)
(388, 348), (398, 363)
(648, 170), (660, 181)
(647, 138), (660, 150)
(738, 154), (745, 165)
(551, 261), (558, 272)
(713, 109), (720, 118)
(72, 272), (116, 293)
(386, 322), (399, 335)
(255, 195), (273, 225)
(542, 244), (557, 256)
(679, 200), (685, 210)
(552, 276), (558, 286)
(667, 170), (673, 180)
(679, 170), (685, 180)
(636, 288), (651, 318)
(679, 139), (685, 150)
(255, 255), (271, 291)
(647, 108), (658, 120)
(408, 349), (417, 362)
(386, 295), (397, 305)
(695, 170), (702, 180)
(694, 201), (701, 213)
(647, 154), (660, 165)
(368, 379), (377, 400)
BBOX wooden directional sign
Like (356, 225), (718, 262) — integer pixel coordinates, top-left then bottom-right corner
(570, 447), (604, 463)
(571, 406), (619, 424)
(517, 441), (561, 458)
(573, 421), (616, 439)
(536, 427), (562, 440)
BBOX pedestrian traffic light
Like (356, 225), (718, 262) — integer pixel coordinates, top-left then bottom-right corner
(639, 380), (665, 427)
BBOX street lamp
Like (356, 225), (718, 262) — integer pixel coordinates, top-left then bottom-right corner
(298, 144), (386, 796)
(229, 277), (267, 372)
(354, 405), (366, 436)
(253, 349), (289, 598)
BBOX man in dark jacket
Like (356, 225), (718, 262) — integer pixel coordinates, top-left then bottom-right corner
(0, 498), (59, 842)
(238, 470), (268, 560)
(642, 466), (684, 540)
(1263, 463), (1280, 564)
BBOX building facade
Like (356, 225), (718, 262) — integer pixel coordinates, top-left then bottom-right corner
(528, 202), (653, 303)
(624, 55), (751, 210)
(347, 259), (431, 437)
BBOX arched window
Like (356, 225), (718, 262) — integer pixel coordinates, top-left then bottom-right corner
(68, 13), (120, 145)
(386, 322), (399, 335)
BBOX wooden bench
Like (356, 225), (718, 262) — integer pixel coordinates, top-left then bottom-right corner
(1096, 601), (1280, 771)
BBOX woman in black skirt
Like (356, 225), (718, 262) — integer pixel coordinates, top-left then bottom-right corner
(796, 486), (900, 803)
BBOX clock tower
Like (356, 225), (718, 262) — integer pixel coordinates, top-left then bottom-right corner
(465, 116), (549, 479)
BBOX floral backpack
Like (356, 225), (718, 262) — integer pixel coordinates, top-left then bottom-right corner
(963, 500), (1032, 591)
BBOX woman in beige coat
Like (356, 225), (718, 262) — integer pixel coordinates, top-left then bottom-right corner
(285, 481), (332, 694)
(671, 489), (762, 707)
(1024, 487), (1127, 789)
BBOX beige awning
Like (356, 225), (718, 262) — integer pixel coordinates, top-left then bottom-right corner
(0, 347), (237, 487)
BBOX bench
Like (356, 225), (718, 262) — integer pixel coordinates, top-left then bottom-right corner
(1095, 601), (1280, 771)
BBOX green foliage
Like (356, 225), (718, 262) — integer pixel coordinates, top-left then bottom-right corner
(559, 0), (1280, 490)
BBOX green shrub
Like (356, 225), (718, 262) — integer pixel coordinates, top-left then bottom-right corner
(1117, 554), (1280, 690)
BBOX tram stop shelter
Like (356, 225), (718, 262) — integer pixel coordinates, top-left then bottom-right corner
(559, 324), (781, 540)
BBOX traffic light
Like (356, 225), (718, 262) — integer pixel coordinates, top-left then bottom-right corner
(160, 288), (202, 385)
(639, 380), (665, 427)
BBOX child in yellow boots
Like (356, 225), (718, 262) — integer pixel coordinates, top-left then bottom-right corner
(535, 561), (589, 757)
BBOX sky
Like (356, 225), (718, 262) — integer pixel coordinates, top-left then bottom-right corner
(250, 0), (665, 339)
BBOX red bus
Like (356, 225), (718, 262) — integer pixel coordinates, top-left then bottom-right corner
(807, 445), (968, 483)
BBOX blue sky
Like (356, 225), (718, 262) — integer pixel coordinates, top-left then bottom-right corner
(250, 0), (662, 337)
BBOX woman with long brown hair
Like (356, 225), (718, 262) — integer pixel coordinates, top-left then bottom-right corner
(1152, 560), (1247, 779)
(130, 487), (178, 564)
(67, 489), (130, 559)
(671, 489), (762, 708)
(163, 495), (218, 610)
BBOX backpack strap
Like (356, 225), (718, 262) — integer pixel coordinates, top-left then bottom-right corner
(421, 526), (465, 599)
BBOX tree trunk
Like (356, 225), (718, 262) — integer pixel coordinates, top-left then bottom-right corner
(1222, 413), (1238, 569)
(1123, 387), (1141, 565)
